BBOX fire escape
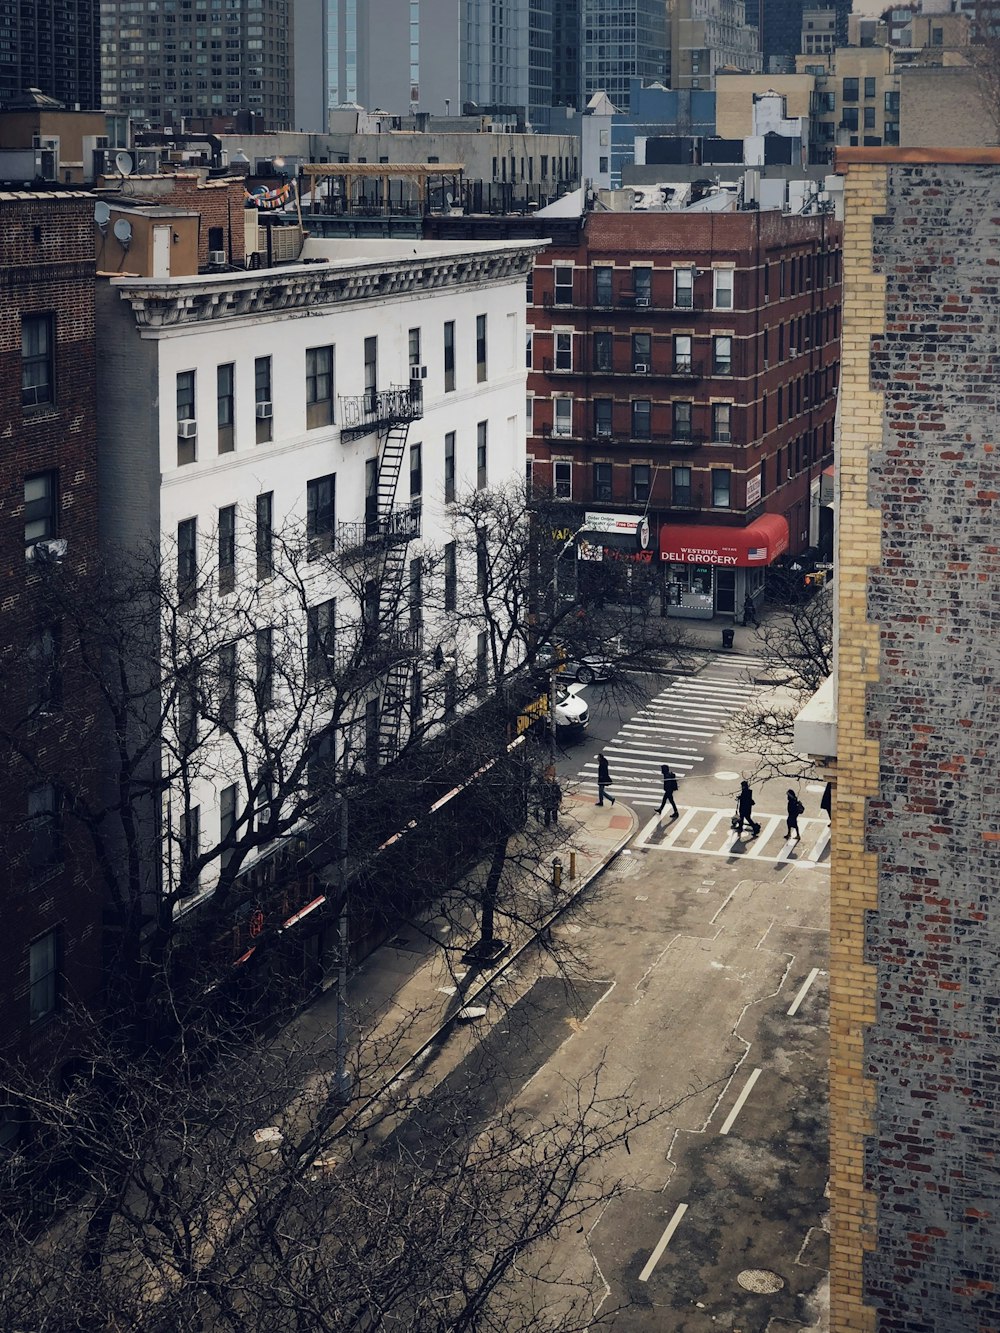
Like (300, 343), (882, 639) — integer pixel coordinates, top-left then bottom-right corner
(338, 383), (423, 762)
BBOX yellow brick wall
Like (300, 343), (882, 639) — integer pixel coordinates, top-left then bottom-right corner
(829, 161), (887, 1332)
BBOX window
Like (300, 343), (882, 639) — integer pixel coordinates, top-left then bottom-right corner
(307, 599), (335, 680)
(526, 329), (533, 369)
(408, 326), (421, 377)
(476, 631), (489, 694)
(632, 399), (651, 439)
(594, 399), (613, 437)
(217, 362), (234, 452)
(476, 314), (487, 382)
(526, 270), (534, 304)
(254, 355), (272, 443)
(633, 266), (652, 307)
(632, 332), (651, 372)
(407, 556), (423, 629)
(864, 106), (876, 130)
(674, 267), (694, 309)
(24, 471), (58, 546)
(593, 332), (613, 373)
(256, 491), (273, 580)
(632, 464), (651, 504)
(28, 624), (61, 716)
(842, 106), (859, 132)
(673, 334), (692, 373)
(308, 729), (335, 794)
(713, 269), (734, 311)
(444, 541), (457, 612)
(218, 503), (235, 592)
(594, 267), (612, 306)
(864, 76), (876, 98)
(22, 314), (55, 407)
(554, 264), (573, 305)
(255, 627), (273, 709)
(177, 517), (197, 605)
(305, 345), (333, 427)
(363, 335), (377, 410)
(712, 469), (731, 508)
(306, 474), (335, 555)
(254, 766), (274, 836)
(409, 442), (422, 498)
(549, 396), (572, 437)
(217, 642), (236, 729)
(712, 402), (732, 443)
(843, 76), (859, 102)
(713, 335), (732, 375)
(176, 369), (196, 464)
(554, 330), (573, 372)
(444, 431), (456, 503)
(443, 321), (455, 392)
(29, 930), (59, 1023)
(27, 783), (61, 872)
(554, 460), (572, 499)
(588, 462), (611, 503)
(673, 401), (693, 440)
(476, 421), (487, 489)
(672, 465), (692, 507)
(365, 698), (380, 772)
(219, 783), (237, 872)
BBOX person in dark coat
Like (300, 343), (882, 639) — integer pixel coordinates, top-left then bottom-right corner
(820, 781), (832, 825)
(596, 753), (615, 807)
(742, 593), (759, 628)
(541, 762), (561, 827)
(657, 764), (679, 819)
(736, 780), (760, 837)
(786, 788), (804, 841)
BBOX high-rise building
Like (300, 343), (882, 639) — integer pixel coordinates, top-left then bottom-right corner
(670, 0), (761, 91)
(99, 0), (293, 132)
(0, 0), (100, 109)
(579, 0), (668, 111)
(755, 0), (850, 75)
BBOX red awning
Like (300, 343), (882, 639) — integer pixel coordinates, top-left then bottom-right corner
(659, 513), (790, 567)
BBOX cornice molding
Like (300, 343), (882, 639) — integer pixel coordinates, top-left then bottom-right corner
(114, 243), (541, 331)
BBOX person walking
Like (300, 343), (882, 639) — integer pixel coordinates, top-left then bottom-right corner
(742, 593), (758, 628)
(735, 779), (760, 837)
(820, 781), (832, 825)
(786, 788), (804, 841)
(596, 752), (615, 807)
(541, 762), (561, 827)
(657, 764), (679, 819)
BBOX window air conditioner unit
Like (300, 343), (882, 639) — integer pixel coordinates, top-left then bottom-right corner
(177, 419), (198, 438)
(634, 363), (649, 374)
(207, 250), (226, 265)
(635, 296), (650, 307)
(410, 364), (428, 379)
(26, 537), (68, 563)
(596, 425), (613, 437)
(256, 400), (273, 419)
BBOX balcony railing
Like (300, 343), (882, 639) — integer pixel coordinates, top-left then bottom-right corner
(337, 502), (421, 556)
(338, 384), (423, 442)
(333, 625), (423, 679)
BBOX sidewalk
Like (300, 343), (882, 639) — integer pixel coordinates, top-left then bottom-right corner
(285, 792), (638, 1115)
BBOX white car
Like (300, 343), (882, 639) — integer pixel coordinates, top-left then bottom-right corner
(553, 683), (589, 733)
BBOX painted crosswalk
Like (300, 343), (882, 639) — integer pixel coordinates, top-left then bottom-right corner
(576, 655), (761, 809)
(635, 805), (830, 865)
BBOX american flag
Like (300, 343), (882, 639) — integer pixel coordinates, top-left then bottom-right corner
(747, 546), (767, 561)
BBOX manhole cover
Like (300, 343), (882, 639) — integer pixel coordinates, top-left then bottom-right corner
(737, 1269), (784, 1294)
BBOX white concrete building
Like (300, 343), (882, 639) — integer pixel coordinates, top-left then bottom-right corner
(96, 235), (540, 906)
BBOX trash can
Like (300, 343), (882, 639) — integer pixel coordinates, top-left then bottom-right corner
(722, 627), (735, 649)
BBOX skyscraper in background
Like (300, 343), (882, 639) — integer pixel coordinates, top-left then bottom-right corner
(0, 0), (100, 109)
(755, 0), (851, 73)
(579, 0), (669, 111)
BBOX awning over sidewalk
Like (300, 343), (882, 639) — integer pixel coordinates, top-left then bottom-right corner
(659, 513), (789, 567)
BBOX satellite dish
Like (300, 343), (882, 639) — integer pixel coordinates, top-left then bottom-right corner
(115, 150), (134, 176)
(113, 217), (133, 248)
(94, 199), (111, 232)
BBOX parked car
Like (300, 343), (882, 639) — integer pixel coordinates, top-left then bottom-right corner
(564, 655), (615, 685)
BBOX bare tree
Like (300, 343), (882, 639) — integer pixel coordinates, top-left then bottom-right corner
(725, 586), (833, 781)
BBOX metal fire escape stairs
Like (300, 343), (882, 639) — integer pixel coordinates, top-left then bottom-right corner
(338, 384), (423, 763)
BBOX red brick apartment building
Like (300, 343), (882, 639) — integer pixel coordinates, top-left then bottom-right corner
(527, 210), (842, 618)
(0, 194), (104, 1113)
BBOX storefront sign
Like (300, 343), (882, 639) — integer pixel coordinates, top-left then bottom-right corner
(661, 545), (739, 566)
(585, 512), (642, 537)
(746, 471), (762, 507)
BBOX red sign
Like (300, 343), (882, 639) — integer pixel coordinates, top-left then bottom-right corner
(249, 909), (265, 938)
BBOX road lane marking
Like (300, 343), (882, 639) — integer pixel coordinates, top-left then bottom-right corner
(744, 815), (784, 857)
(638, 1203), (689, 1282)
(787, 967), (820, 1016)
(719, 1067), (762, 1136)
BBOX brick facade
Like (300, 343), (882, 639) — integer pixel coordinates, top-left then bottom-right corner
(831, 150), (1000, 1330)
(0, 194), (104, 1084)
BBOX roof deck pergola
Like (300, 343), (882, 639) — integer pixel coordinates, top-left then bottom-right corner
(300, 162), (465, 216)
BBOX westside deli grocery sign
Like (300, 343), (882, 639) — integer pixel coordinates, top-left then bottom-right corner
(661, 545), (741, 566)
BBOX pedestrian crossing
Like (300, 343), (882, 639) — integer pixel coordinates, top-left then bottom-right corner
(576, 655), (760, 809)
(636, 806), (830, 865)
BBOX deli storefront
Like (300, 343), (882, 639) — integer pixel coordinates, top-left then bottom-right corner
(659, 513), (789, 619)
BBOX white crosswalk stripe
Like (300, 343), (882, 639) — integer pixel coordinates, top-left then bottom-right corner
(574, 658), (756, 808)
(634, 806), (831, 864)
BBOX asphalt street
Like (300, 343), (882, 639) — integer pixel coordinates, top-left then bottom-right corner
(504, 648), (831, 1330)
